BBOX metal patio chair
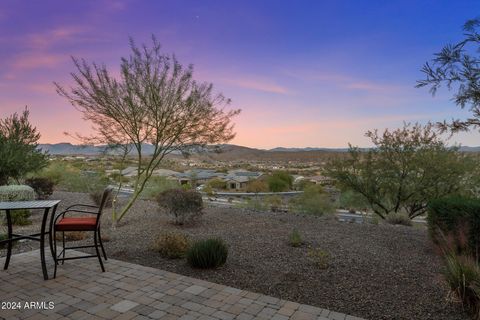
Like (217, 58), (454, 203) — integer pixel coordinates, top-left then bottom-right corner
(53, 188), (112, 278)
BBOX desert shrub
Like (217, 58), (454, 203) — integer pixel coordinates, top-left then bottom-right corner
(37, 161), (69, 185)
(157, 189), (203, 225)
(288, 229), (303, 247)
(0, 185), (35, 201)
(246, 179), (268, 193)
(386, 212), (412, 226)
(442, 253), (480, 318)
(186, 238), (228, 269)
(208, 178), (227, 190)
(142, 176), (180, 200)
(295, 179), (315, 191)
(0, 185), (35, 225)
(267, 171), (293, 192)
(203, 185), (214, 196)
(39, 162), (109, 193)
(369, 214), (380, 225)
(290, 185), (334, 216)
(428, 197), (480, 261)
(25, 177), (55, 200)
(8, 210), (31, 226)
(152, 231), (190, 259)
(307, 247), (330, 269)
(339, 189), (369, 213)
(267, 195), (284, 212)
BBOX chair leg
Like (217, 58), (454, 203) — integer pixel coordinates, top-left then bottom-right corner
(94, 231), (105, 272)
(53, 228), (58, 278)
(61, 232), (66, 265)
(98, 228), (107, 260)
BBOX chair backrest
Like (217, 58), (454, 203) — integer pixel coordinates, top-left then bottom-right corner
(97, 187), (113, 218)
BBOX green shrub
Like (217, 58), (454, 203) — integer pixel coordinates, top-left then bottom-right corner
(157, 189), (203, 225)
(186, 238), (228, 269)
(288, 229), (303, 247)
(25, 177), (55, 200)
(0, 185), (35, 225)
(339, 189), (369, 213)
(37, 161), (69, 185)
(153, 231), (190, 259)
(39, 162), (109, 193)
(369, 214), (380, 225)
(386, 212), (412, 226)
(290, 185), (334, 216)
(142, 176), (180, 200)
(428, 196), (480, 260)
(0, 185), (35, 201)
(208, 178), (227, 190)
(267, 171), (293, 192)
(8, 210), (31, 226)
(442, 253), (480, 318)
(307, 247), (330, 269)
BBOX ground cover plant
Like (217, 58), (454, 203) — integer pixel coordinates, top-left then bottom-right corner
(153, 231), (190, 259)
(288, 228), (303, 247)
(186, 238), (228, 269)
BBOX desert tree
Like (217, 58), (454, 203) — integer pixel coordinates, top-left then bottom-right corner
(324, 123), (475, 220)
(0, 107), (48, 185)
(417, 17), (480, 133)
(55, 37), (240, 223)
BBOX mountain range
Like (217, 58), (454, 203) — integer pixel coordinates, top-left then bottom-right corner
(37, 143), (480, 156)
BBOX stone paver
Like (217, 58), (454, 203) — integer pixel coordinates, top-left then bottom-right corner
(0, 250), (366, 319)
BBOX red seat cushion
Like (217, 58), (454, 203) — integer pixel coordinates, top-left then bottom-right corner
(55, 217), (97, 231)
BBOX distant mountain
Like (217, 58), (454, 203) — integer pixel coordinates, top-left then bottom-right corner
(459, 146), (480, 152)
(38, 143), (157, 155)
(269, 147), (349, 152)
(38, 142), (480, 157)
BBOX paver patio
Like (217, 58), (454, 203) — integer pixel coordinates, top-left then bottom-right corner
(0, 250), (365, 320)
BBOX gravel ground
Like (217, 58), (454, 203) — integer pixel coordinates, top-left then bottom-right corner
(1, 191), (466, 320)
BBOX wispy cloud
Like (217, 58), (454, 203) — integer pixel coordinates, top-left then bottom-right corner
(12, 53), (66, 70)
(222, 77), (290, 94)
(284, 69), (404, 93)
(26, 26), (88, 50)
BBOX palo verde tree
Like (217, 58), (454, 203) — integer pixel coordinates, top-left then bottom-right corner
(417, 17), (480, 133)
(0, 107), (48, 185)
(55, 37), (240, 223)
(324, 123), (475, 220)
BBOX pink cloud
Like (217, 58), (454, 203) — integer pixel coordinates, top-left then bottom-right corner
(27, 26), (87, 50)
(284, 69), (404, 93)
(346, 81), (402, 92)
(12, 53), (66, 70)
(223, 77), (290, 94)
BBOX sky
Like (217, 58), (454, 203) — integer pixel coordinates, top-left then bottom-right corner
(0, 0), (479, 149)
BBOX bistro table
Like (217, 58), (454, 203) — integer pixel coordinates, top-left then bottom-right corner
(0, 200), (61, 280)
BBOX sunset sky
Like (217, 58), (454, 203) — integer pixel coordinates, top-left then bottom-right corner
(0, 0), (479, 148)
